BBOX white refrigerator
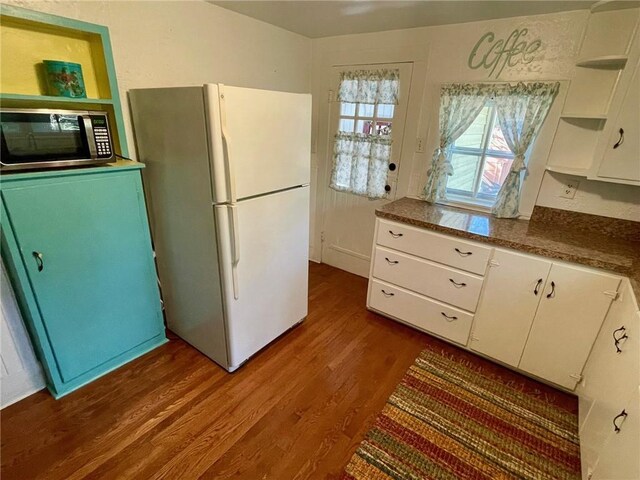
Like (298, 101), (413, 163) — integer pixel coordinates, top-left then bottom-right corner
(130, 84), (311, 371)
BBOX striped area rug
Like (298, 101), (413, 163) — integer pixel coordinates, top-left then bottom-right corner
(341, 348), (580, 480)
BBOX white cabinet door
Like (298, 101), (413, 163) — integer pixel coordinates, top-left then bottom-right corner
(592, 386), (640, 480)
(519, 263), (621, 390)
(470, 249), (551, 367)
(597, 60), (640, 183)
(578, 280), (640, 476)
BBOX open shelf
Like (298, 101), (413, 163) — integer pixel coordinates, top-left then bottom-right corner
(576, 55), (628, 68)
(545, 166), (589, 177)
(560, 113), (608, 120)
(591, 0), (640, 13)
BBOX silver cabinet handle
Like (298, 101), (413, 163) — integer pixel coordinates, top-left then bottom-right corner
(441, 312), (458, 321)
(449, 278), (466, 288)
(385, 257), (399, 265)
(454, 248), (472, 257)
(32, 251), (44, 272)
(381, 289), (395, 297)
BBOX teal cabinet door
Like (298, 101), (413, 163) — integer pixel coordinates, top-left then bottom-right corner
(2, 170), (164, 385)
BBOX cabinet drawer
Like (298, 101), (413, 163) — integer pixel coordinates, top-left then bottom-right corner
(372, 246), (483, 312)
(376, 219), (492, 275)
(368, 279), (473, 345)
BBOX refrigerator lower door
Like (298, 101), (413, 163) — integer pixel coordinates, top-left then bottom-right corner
(215, 186), (309, 370)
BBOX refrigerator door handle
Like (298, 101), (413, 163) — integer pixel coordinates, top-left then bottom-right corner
(229, 204), (240, 299)
(219, 85), (238, 204)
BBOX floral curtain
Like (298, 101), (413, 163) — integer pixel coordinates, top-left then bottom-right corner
(423, 84), (489, 203)
(491, 82), (559, 218)
(330, 133), (392, 199)
(338, 69), (400, 105)
(330, 69), (400, 199)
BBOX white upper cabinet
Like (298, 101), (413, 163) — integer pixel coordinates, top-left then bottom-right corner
(519, 263), (621, 390)
(595, 60), (640, 182)
(470, 250), (551, 367)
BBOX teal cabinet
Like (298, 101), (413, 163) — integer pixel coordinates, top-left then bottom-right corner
(1, 164), (166, 398)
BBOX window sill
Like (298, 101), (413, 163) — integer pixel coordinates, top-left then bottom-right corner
(437, 195), (494, 214)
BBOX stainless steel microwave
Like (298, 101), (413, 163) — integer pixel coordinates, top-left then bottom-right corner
(0, 108), (115, 171)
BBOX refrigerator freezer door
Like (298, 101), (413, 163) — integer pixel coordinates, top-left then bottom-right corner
(215, 186), (309, 370)
(213, 85), (311, 201)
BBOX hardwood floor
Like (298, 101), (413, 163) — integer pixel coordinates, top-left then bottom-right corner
(1, 263), (576, 480)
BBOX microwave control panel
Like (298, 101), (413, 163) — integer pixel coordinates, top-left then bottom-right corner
(90, 115), (113, 159)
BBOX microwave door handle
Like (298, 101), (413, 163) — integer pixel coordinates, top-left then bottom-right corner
(81, 115), (97, 159)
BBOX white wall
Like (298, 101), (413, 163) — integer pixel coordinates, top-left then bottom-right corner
(4, 0), (312, 159)
(310, 10), (640, 263)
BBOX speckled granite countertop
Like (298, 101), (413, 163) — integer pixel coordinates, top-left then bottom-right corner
(376, 197), (640, 302)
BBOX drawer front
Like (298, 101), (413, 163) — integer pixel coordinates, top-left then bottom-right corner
(372, 246), (483, 312)
(376, 219), (492, 275)
(368, 279), (473, 345)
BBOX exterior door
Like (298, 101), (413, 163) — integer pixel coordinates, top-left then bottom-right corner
(470, 249), (551, 367)
(321, 62), (412, 277)
(518, 263), (621, 389)
(2, 173), (164, 382)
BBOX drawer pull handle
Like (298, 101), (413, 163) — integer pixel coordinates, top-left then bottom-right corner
(534, 278), (543, 295)
(385, 257), (399, 265)
(613, 128), (624, 149)
(454, 248), (473, 257)
(546, 281), (556, 299)
(613, 409), (628, 433)
(388, 230), (403, 238)
(381, 289), (395, 297)
(613, 325), (628, 353)
(32, 251), (44, 272)
(441, 312), (458, 321)
(449, 278), (467, 288)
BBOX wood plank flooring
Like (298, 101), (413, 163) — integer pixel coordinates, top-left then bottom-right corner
(1, 263), (576, 479)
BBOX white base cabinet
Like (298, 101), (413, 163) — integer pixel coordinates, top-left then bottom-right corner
(518, 263), (621, 390)
(470, 250), (551, 367)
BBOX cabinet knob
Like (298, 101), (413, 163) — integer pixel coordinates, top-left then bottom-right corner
(32, 251), (44, 272)
(613, 128), (624, 149)
(613, 409), (628, 433)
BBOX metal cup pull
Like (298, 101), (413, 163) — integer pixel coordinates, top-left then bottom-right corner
(32, 251), (44, 272)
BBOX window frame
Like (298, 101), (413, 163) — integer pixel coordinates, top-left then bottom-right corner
(337, 102), (395, 137)
(444, 102), (515, 208)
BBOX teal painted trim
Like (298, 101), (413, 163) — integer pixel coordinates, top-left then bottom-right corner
(49, 335), (168, 399)
(1, 5), (129, 157)
(0, 4), (109, 36)
(0, 162), (144, 184)
(0, 93), (113, 104)
(0, 199), (64, 390)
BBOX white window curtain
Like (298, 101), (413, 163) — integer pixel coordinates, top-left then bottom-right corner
(330, 69), (399, 199)
(491, 82), (559, 218)
(423, 84), (489, 203)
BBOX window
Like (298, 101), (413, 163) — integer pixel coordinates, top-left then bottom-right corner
(446, 103), (515, 206)
(337, 102), (395, 137)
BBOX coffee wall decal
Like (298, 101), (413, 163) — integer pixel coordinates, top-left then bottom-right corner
(468, 29), (542, 79)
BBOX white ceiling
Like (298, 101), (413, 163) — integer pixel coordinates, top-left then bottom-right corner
(210, 1), (596, 38)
